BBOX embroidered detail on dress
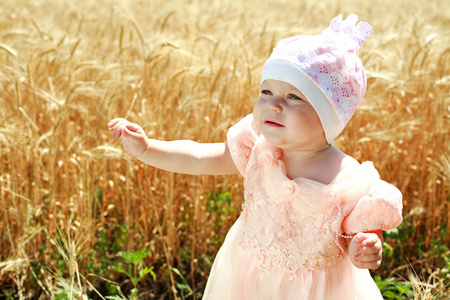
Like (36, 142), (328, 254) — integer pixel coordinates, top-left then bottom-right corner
(239, 154), (348, 278)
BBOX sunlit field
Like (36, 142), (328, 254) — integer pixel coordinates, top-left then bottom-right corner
(0, 0), (449, 298)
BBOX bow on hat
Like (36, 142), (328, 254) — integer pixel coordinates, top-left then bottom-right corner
(322, 14), (373, 53)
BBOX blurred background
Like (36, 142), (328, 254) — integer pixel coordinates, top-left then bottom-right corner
(0, 0), (449, 298)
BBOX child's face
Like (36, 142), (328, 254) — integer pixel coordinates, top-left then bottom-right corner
(253, 79), (327, 151)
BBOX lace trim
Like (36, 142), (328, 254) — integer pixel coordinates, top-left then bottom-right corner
(239, 169), (348, 279)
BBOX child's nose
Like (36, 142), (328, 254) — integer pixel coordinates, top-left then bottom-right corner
(266, 98), (282, 113)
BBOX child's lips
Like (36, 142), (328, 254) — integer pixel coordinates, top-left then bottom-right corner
(264, 119), (284, 127)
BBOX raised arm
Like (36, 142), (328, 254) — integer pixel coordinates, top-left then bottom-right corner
(107, 118), (239, 175)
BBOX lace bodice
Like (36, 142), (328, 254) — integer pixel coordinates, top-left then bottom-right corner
(227, 115), (403, 278)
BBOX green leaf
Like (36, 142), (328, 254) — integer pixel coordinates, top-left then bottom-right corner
(116, 251), (134, 264)
(382, 290), (401, 299)
(171, 267), (192, 293)
(3, 290), (16, 300)
(132, 248), (150, 264)
(113, 264), (131, 278)
(176, 283), (191, 291)
(117, 248), (149, 265)
(131, 277), (139, 288)
(139, 266), (156, 281)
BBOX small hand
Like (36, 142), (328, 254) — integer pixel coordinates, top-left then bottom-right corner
(107, 118), (149, 158)
(348, 230), (383, 269)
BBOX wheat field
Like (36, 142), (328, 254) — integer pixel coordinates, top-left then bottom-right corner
(0, 0), (449, 299)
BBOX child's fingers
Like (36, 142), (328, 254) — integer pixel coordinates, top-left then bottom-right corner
(361, 234), (382, 255)
(112, 120), (135, 136)
(355, 260), (381, 270)
(360, 245), (381, 256)
(359, 243), (382, 256)
(107, 118), (125, 128)
(111, 120), (129, 138)
(361, 234), (379, 248)
(352, 232), (368, 245)
(350, 231), (383, 269)
(107, 120), (120, 133)
(107, 118), (131, 135)
(124, 123), (141, 133)
(112, 124), (123, 138)
(355, 253), (382, 269)
(357, 252), (381, 262)
(122, 125), (143, 138)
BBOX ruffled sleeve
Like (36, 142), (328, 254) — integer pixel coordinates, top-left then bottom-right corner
(226, 114), (260, 176)
(341, 162), (403, 234)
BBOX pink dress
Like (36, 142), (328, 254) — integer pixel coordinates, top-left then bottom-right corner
(203, 115), (403, 300)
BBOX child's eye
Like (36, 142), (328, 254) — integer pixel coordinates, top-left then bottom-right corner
(261, 89), (273, 95)
(287, 94), (303, 100)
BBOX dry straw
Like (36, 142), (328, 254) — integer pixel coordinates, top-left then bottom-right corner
(0, 0), (448, 298)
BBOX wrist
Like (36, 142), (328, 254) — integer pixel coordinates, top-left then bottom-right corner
(135, 138), (151, 161)
(341, 232), (356, 247)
